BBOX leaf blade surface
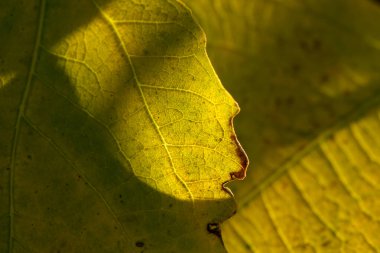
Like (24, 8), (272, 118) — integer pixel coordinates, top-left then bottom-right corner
(0, 0), (247, 252)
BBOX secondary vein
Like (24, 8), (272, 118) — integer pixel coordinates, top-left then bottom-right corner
(8, 0), (46, 251)
(92, 0), (194, 203)
(240, 92), (380, 207)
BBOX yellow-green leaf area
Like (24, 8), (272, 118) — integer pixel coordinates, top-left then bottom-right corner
(182, 0), (380, 252)
(0, 0), (247, 252)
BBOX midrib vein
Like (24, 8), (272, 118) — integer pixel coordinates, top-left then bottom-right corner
(240, 91), (380, 207)
(93, 1), (194, 202)
(8, 0), (46, 251)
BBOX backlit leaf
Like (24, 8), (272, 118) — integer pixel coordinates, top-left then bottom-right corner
(182, 0), (380, 252)
(0, 0), (247, 252)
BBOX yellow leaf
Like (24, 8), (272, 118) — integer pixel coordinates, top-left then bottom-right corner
(0, 0), (247, 252)
(182, 0), (380, 252)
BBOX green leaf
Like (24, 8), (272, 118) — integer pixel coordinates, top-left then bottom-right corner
(182, 0), (380, 252)
(0, 0), (247, 252)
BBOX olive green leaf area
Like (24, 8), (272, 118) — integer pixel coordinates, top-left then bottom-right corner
(182, 0), (380, 252)
(0, 0), (248, 252)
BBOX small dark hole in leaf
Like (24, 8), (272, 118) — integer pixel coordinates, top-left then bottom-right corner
(207, 223), (221, 238)
(27, 155), (32, 160)
(135, 241), (144, 248)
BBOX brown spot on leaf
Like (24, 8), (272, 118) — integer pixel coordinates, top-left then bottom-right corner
(291, 63), (301, 74)
(322, 240), (331, 247)
(234, 145), (248, 178)
(299, 38), (321, 52)
(275, 97), (282, 107)
(135, 241), (144, 248)
(320, 74), (330, 83)
(227, 112), (248, 181)
(313, 39), (321, 50)
(286, 97), (294, 106)
(230, 169), (245, 180)
(299, 40), (308, 51)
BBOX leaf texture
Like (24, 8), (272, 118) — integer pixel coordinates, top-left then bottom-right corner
(182, 0), (380, 252)
(0, 0), (247, 252)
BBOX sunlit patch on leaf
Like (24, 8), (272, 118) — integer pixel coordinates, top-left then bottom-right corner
(183, 0), (380, 252)
(0, 0), (247, 252)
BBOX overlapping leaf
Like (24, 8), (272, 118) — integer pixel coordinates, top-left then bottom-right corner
(182, 0), (380, 252)
(0, 0), (247, 252)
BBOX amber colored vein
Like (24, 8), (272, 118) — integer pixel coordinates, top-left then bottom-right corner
(8, 0), (46, 251)
(92, 0), (194, 202)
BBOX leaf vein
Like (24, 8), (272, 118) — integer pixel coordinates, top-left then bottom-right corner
(8, 0), (46, 251)
(240, 93), (380, 207)
(23, 116), (132, 243)
(139, 84), (216, 104)
(92, 0), (194, 202)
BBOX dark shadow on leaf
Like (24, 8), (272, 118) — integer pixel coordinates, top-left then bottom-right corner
(0, 0), (243, 252)
(187, 0), (380, 199)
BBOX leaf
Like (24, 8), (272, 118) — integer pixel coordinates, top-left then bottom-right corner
(182, 0), (380, 252)
(0, 0), (247, 252)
